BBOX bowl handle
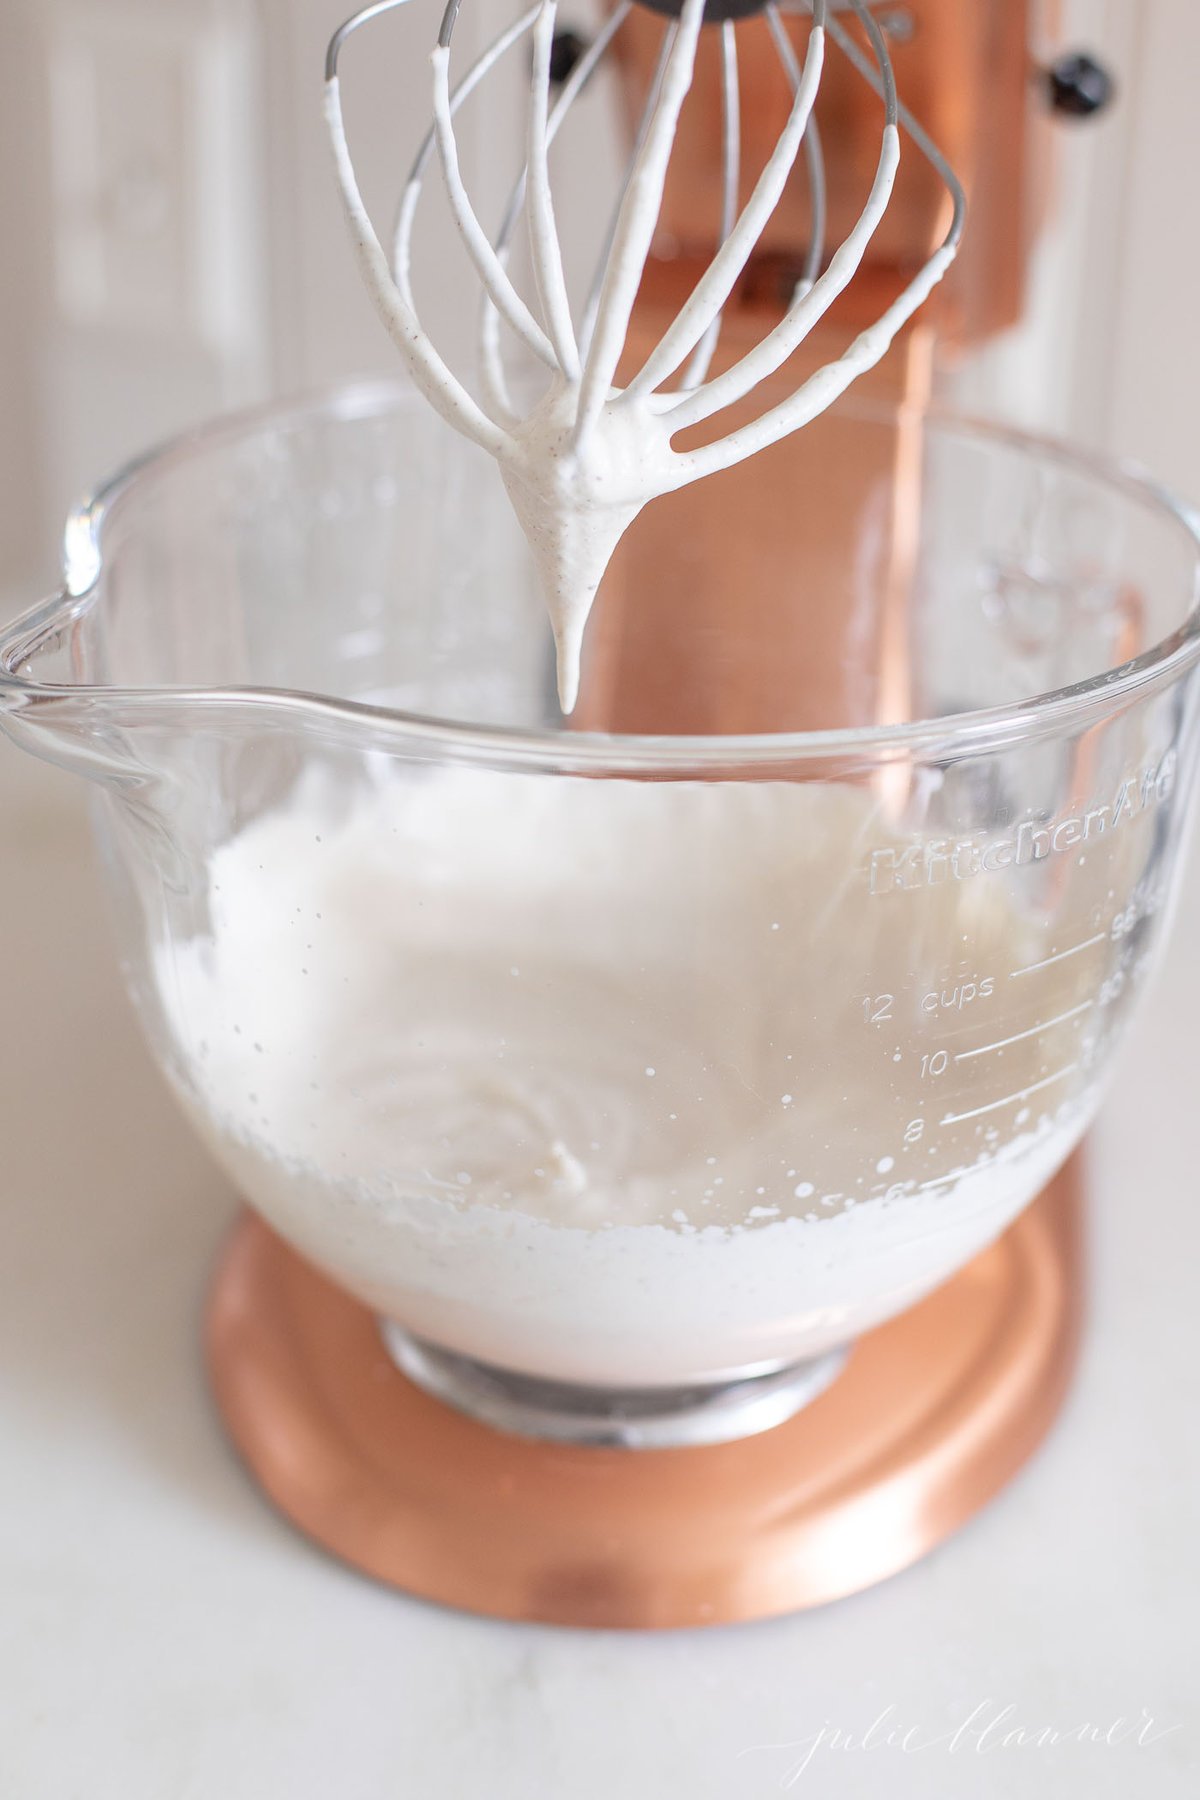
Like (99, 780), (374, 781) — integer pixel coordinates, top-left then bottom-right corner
(0, 587), (95, 684)
(0, 588), (152, 791)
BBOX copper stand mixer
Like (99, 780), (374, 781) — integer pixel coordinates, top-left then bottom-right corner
(199, 0), (1122, 1626)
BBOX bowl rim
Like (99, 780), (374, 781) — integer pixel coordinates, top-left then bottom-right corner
(6, 377), (1200, 776)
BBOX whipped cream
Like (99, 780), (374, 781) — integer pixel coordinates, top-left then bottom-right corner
(155, 766), (1118, 1386)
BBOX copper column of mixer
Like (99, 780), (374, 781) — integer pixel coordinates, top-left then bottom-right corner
(573, 0), (1036, 733)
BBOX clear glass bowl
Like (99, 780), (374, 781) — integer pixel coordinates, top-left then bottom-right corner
(3, 382), (1200, 1445)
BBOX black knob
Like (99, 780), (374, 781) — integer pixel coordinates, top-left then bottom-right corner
(1046, 51), (1116, 120)
(549, 27), (590, 86)
(634, 0), (769, 19)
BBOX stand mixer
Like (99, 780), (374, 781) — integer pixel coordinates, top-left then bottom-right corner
(3, 1), (1195, 1629)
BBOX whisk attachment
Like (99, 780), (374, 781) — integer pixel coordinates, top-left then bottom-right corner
(325, 0), (965, 710)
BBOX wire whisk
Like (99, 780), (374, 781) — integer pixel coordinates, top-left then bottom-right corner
(325, 0), (965, 708)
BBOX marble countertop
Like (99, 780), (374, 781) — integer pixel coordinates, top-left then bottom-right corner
(1, 749), (1196, 1800)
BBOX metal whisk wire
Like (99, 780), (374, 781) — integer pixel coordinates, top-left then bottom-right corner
(324, 0), (966, 707)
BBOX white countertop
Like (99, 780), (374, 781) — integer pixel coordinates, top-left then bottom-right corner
(2, 747), (1197, 1800)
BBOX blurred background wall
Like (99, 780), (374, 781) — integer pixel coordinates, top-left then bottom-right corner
(0, 0), (1193, 612)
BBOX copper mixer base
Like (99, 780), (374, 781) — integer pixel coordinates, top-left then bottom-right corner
(206, 1158), (1082, 1628)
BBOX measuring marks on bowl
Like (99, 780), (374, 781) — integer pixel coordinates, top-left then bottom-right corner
(855, 884), (1167, 1213)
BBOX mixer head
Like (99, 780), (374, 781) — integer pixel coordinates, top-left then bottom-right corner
(325, 0), (965, 708)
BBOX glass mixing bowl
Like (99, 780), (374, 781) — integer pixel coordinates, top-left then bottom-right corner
(3, 383), (1199, 1445)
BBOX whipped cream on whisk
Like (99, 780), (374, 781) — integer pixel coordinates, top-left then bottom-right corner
(324, 0), (963, 708)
